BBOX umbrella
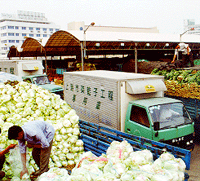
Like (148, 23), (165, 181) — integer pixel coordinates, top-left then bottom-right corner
(0, 72), (22, 83)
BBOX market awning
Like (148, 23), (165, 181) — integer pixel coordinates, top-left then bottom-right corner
(19, 37), (46, 57)
(125, 79), (167, 94)
(7, 30), (200, 58)
(44, 30), (81, 56)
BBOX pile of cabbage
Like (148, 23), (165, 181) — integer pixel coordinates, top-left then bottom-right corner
(37, 140), (186, 181)
(0, 81), (84, 179)
(151, 68), (200, 99)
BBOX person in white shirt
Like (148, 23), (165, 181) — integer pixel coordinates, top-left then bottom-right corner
(172, 42), (194, 67)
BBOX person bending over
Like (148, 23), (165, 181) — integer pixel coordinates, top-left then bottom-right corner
(8, 120), (55, 179)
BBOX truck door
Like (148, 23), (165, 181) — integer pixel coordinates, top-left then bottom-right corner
(125, 105), (153, 139)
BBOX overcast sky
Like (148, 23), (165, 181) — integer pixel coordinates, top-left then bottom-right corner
(0, 0), (199, 34)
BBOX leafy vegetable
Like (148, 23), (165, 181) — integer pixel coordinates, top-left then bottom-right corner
(0, 81), (84, 180)
(38, 140), (186, 181)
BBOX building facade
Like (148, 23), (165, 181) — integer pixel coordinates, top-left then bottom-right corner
(0, 10), (60, 58)
(67, 21), (159, 33)
(184, 19), (200, 35)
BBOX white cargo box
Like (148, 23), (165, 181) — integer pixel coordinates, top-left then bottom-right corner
(64, 70), (166, 131)
(0, 59), (44, 77)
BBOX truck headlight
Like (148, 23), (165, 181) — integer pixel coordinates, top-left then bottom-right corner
(190, 140), (193, 143)
(186, 141), (190, 145)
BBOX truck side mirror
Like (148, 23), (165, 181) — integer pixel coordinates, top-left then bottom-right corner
(154, 122), (160, 131)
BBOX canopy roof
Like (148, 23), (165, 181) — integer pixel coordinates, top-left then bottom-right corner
(45, 30), (81, 56)
(19, 37), (45, 57)
(7, 30), (200, 58)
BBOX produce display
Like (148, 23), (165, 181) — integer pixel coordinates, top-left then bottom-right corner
(0, 80), (188, 180)
(37, 140), (186, 181)
(0, 81), (84, 180)
(151, 68), (200, 100)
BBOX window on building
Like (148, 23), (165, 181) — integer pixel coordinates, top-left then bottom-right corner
(15, 26), (19, 29)
(55, 29), (59, 31)
(36, 34), (41, 37)
(49, 28), (53, 31)
(29, 34), (34, 37)
(1, 40), (7, 43)
(43, 28), (47, 31)
(43, 34), (47, 37)
(16, 40), (19, 43)
(36, 28), (40, 31)
(4, 68), (7, 72)
(8, 26), (14, 29)
(16, 33), (19, 36)
(29, 27), (33, 30)
(10, 67), (14, 74)
(8, 33), (14, 36)
(2, 26), (6, 30)
(2, 33), (7, 36)
(22, 33), (27, 36)
(9, 40), (15, 43)
(22, 27), (26, 30)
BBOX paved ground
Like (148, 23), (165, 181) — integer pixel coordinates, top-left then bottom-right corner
(186, 142), (200, 181)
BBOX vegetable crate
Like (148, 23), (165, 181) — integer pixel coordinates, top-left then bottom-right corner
(79, 120), (191, 169)
(79, 120), (190, 180)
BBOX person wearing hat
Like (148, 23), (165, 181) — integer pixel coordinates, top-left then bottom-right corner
(0, 128), (16, 179)
(8, 120), (55, 179)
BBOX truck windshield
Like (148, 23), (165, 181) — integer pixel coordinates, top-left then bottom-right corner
(33, 76), (50, 85)
(149, 103), (192, 129)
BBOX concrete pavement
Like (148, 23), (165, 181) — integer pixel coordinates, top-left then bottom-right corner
(186, 142), (200, 180)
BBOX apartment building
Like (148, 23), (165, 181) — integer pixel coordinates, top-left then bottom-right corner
(184, 19), (200, 35)
(0, 10), (60, 58)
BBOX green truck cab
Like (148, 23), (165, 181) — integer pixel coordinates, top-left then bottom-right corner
(22, 74), (64, 98)
(64, 70), (195, 150)
(125, 97), (194, 150)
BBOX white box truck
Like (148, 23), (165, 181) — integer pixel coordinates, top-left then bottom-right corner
(0, 59), (43, 76)
(0, 59), (63, 97)
(64, 70), (194, 150)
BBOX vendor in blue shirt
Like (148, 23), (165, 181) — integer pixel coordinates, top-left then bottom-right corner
(8, 120), (55, 179)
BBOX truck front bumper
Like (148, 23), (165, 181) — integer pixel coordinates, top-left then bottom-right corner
(162, 133), (194, 150)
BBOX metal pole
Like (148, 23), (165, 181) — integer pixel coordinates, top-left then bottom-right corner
(178, 28), (194, 61)
(82, 22), (95, 71)
(135, 43), (138, 73)
(83, 32), (86, 71)
(45, 58), (47, 74)
(81, 43), (84, 71)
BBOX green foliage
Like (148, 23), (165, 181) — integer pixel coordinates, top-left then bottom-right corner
(151, 68), (200, 85)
